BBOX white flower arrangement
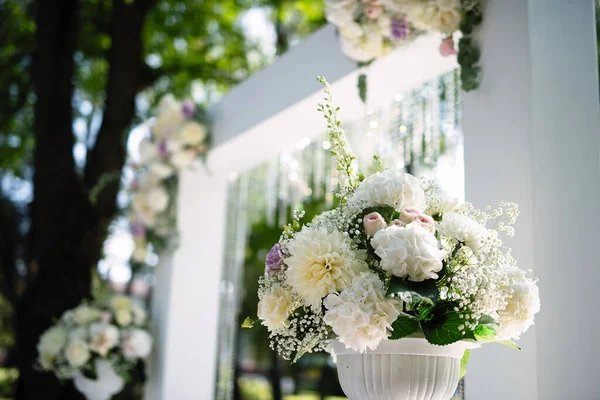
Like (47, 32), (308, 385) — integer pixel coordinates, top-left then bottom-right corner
(36, 295), (152, 384)
(325, 0), (483, 99)
(247, 78), (540, 368)
(128, 95), (210, 264)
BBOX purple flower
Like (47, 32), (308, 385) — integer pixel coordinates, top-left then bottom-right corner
(130, 222), (146, 238)
(391, 18), (409, 40)
(158, 140), (169, 157)
(182, 101), (196, 119)
(265, 243), (284, 275)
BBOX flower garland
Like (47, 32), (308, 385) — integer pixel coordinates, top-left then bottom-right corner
(128, 95), (210, 265)
(36, 295), (152, 387)
(246, 78), (540, 370)
(325, 0), (483, 101)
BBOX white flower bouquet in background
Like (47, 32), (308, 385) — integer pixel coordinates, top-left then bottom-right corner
(248, 78), (540, 375)
(37, 295), (152, 400)
(128, 95), (210, 265)
(325, 0), (484, 100)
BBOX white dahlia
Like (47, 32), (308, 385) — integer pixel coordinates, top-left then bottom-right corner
(349, 169), (426, 212)
(323, 273), (400, 352)
(257, 283), (295, 332)
(437, 212), (490, 256)
(285, 226), (368, 312)
(495, 267), (540, 340)
(371, 223), (444, 281)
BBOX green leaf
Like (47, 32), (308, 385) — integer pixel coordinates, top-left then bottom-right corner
(241, 317), (255, 328)
(478, 314), (496, 325)
(389, 314), (419, 340)
(357, 73), (367, 104)
(387, 277), (439, 305)
(421, 304), (475, 346)
(474, 324), (496, 339)
(459, 349), (470, 379)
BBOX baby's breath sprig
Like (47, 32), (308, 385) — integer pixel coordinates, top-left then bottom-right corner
(316, 76), (359, 200)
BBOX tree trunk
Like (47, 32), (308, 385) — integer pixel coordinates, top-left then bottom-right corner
(15, 1), (153, 399)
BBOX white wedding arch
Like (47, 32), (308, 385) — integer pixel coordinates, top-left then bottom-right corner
(145, 1), (600, 399)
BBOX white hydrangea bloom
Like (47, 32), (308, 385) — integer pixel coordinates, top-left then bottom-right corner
(495, 266), (540, 340)
(285, 226), (368, 312)
(37, 326), (68, 358)
(371, 223), (444, 281)
(257, 283), (295, 332)
(437, 212), (490, 256)
(406, 0), (463, 34)
(323, 273), (400, 352)
(349, 169), (426, 212)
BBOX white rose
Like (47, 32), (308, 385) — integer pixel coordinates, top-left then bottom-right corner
(371, 223), (444, 281)
(170, 149), (196, 169)
(406, 0), (462, 34)
(37, 326), (67, 357)
(115, 310), (132, 327)
(72, 305), (101, 325)
(146, 186), (169, 212)
(65, 340), (91, 367)
(350, 169), (426, 212)
(325, 0), (358, 26)
(495, 267), (540, 340)
(323, 273), (400, 352)
(257, 283), (295, 332)
(89, 323), (119, 357)
(138, 139), (158, 165)
(178, 122), (206, 146)
(149, 161), (174, 179)
(121, 329), (153, 359)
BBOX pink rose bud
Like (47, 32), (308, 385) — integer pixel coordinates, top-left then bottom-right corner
(365, 4), (383, 19)
(363, 212), (387, 237)
(439, 36), (457, 57)
(400, 207), (421, 223)
(391, 219), (405, 227)
(414, 214), (436, 233)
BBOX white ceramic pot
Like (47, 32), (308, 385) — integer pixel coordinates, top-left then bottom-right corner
(72, 359), (125, 400)
(332, 338), (479, 400)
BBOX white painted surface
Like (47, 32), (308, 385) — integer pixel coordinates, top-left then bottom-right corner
(463, 1), (600, 399)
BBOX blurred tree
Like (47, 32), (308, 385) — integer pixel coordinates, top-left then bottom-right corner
(0, 1), (326, 399)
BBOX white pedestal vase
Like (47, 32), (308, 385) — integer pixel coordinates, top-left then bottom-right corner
(72, 359), (125, 400)
(332, 338), (479, 400)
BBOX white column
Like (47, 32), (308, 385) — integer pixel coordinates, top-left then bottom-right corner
(146, 168), (229, 400)
(462, 1), (600, 399)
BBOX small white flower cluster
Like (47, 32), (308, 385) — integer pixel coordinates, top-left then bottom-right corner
(36, 295), (152, 381)
(325, 0), (470, 63)
(128, 95), (209, 263)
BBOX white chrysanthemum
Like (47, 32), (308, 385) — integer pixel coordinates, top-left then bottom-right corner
(371, 223), (444, 281)
(285, 226), (368, 312)
(495, 267), (540, 340)
(323, 273), (400, 352)
(89, 323), (119, 357)
(425, 189), (462, 217)
(121, 329), (153, 359)
(257, 283), (295, 332)
(37, 326), (67, 357)
(406, 0), (462, 34)
(65, 340), (91, 367)
(437, 212), (490, 255)
(349, 169), (426, 212)
(325, 0), (359, 27)
(72, 305), (102, 325)
(178, 121), (206, 146)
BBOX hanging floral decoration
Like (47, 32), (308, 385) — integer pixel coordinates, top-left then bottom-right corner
(325, 0), (483, 101)
(128, 95), (210, 265)
(36, 295), (152, 396)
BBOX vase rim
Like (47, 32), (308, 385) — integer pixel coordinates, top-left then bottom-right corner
(331, 337), (480, 358)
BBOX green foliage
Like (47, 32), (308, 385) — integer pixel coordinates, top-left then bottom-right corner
(459, 349), (470, 379)
(458, 7), (483, 91)
(357, 73), (367, 104)
(242, 317), (256, 328)
(421, 303), (475, 346)
(387, 276), (439, 306)
(389, 314), (419, 340)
